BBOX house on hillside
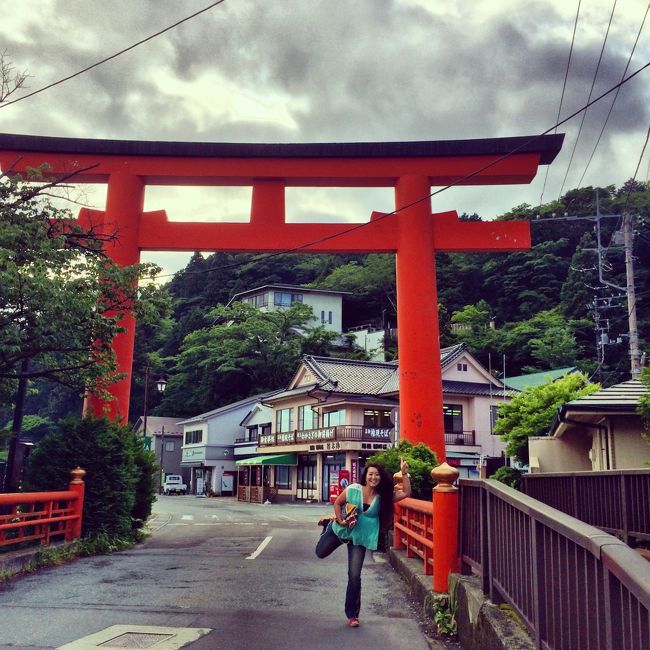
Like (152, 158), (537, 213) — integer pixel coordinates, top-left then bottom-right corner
(229, 283), (386, 361)
(228, 284), (347, 333)
(528, 379), (650, 472)
(239, 343), (514, 502)
(178, 391), (280, 495)
(133, 416), (185, 490)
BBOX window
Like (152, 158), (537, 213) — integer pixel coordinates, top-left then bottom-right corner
(245, 294), (268, 308)
(443, 405), (463, 434)
(164, 440), (175, 452)
(298, 405), (319, 430)
(276, 408), (294, 432)
(246, 425), (258, 442)
(185, 429), (203, 444)
(328, 311), (333, 324)
(261, 423), (272, 436)
(490, 405), (501, 434)
(363, 409), (391, 428)
(275, 466), (291, 489)
(320, 310), (325, 323)
(457, 363), (468, 372)
(274, 291), (303, 307)
(322, 409), (345, 427)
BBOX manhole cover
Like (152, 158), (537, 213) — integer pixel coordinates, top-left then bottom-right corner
(99, 633), (174, 648)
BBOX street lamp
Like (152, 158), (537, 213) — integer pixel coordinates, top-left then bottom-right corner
(156, 376), (167, 493)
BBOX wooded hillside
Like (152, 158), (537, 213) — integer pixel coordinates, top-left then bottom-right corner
(127, 181), (649, 421)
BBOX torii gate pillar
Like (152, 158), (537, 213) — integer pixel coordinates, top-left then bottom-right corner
(395, 175), (444, 447)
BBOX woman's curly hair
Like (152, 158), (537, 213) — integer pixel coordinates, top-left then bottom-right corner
(360, 462), (394, 529)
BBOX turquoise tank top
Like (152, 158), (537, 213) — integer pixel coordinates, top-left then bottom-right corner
(331, 483), (381, 550)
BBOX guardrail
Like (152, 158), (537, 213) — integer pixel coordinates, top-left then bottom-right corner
(393, 497), (434, 575)
(459, 478), (650, 649)
(444, 430), (476, 446)
(520, 469), (650, 544)
(0, 468), (86, 552)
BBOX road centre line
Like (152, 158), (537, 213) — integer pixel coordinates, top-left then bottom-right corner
(246, 535), (273, 560)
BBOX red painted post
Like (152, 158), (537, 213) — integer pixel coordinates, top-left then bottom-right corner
(393, 471), (405, 550)
(395, 175), (446, 461)
(84, 171), (144, 422)
(431, 462), (460, 592)
(67, 467), (86, 541)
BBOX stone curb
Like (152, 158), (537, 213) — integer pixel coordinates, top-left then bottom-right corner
(387, 547), (534, 650)
(0, 541), (77, 580)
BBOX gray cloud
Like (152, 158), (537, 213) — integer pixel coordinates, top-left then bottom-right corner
(1, 0), (648, 223)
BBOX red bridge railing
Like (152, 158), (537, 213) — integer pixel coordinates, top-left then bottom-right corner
(393, 463), (460, 592)
(0, 468), (86, 551)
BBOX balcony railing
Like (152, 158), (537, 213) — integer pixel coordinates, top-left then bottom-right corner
(234, 434), (259, 444)
(444, 430), (475, 446)
(258, 425), (393, 447)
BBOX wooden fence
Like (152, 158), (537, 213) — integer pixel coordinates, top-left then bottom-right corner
(0, 468), (85, 552)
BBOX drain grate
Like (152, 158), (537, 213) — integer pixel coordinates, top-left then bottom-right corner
(99, 632), (174, 648)
(57, 625), (212, 650)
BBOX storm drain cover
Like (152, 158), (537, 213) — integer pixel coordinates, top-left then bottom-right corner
(99, 632), (174, 648)
(57, 625), (212, 650)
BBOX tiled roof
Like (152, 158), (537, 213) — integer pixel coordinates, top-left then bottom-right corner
(302, 344), (470, 396)
(443, 380), (518, 398)
(303, 356), (397, 394)
(563, 379), (648, 412)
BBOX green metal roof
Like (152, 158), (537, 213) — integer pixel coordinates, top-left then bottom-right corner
(235, 453), (298, 466)
(504, 367), (579, 391)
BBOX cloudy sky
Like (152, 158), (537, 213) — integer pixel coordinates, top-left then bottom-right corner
(1, 0), (649, 276)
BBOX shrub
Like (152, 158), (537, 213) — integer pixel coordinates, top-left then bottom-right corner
(368, 440), (438, 500)
(490, 465), (523, 489)
(24, 416), (156, 539)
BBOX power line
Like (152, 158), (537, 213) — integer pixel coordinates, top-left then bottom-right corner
(0, 0), (227, 110)
(558, 0), (617, 198)
(152, 60), (650, 281)
(540, 0), (582, 205)
(577, 2), (650, 187)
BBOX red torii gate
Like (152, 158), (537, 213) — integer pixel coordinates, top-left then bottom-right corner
(0, 133), (563, 462)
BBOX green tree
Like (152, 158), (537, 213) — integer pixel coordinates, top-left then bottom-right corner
(0, 169), (165, 399)
(24, 417), (155, 539)
(157, 302), (336, 416)
(638, 367), (650, 440)
(494, 372), (600, 464)
(368, 440), (438, 500)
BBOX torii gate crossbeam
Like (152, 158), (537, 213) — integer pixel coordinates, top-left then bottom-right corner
(0, 133), (564, 461)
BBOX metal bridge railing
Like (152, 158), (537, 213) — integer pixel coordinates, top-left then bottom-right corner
(459, 478), (650, 650)
(520, 469), (650, 544)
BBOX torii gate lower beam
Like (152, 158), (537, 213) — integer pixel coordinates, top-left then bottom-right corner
(0, 134), (564, 461)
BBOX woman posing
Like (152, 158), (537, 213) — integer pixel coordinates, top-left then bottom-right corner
(315, 458), (411, 627)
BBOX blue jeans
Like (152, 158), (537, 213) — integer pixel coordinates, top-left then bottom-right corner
(315, 522), (367, 619)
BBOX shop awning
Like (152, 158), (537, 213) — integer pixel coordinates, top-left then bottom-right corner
(236, 453), (298, 466)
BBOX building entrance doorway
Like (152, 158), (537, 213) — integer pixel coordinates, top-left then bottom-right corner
(321, 453), (346, 502)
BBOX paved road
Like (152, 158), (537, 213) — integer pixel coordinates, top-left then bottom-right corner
(0, 496), (449, 649)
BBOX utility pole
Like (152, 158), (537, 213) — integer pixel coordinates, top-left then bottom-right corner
(536, 193), (641, 381)
(622, 212), (641, 377)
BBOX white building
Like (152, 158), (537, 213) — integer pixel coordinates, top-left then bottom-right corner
(228, 284), (346, 333)
(178, 391), (279, 495)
